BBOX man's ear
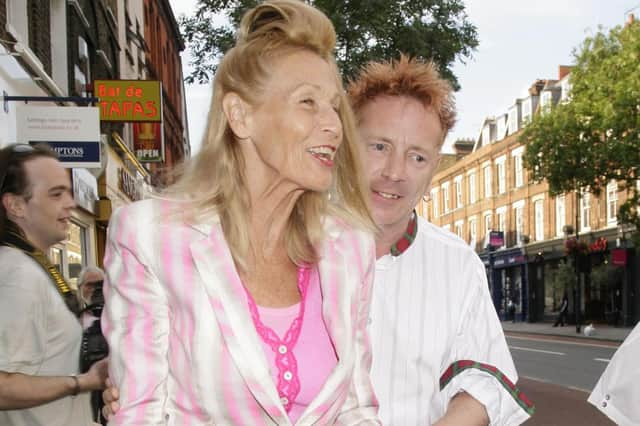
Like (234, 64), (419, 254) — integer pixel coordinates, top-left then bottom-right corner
(222, 92), (252, 140)
(2, 193), (26, 220)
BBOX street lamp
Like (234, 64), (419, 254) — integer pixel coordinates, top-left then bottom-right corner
(563, 224), (581, 333)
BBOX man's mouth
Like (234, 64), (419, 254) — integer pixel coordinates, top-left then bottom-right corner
(373, 190), (401, 200)
(307, 145), (337, 166)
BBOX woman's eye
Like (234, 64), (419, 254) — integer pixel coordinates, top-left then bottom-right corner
(372, 143), (386, 151)
(301, 98), (315, 106)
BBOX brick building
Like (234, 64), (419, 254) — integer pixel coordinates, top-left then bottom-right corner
(143, 0), (189, 186)
(0, 0), (189, 277)
(424, 67), (639, 327)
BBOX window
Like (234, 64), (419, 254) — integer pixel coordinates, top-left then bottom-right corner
(522, 99), (532, 124)
(469, 217), (477, 245)
(483, 165), (492, 197)
(514, 205), (524, 246)
(555, 195), (566, 237)
(484, 212), (492, 238)
(512, 149), (524, 188)
(581, 190), (591, 232)
(442, 182), (450, 213)
(534, 200), (544, 241)
(455, 220), (464, 239)
(607, 181), (618, 225)
(496, 207), (507, 248)
(454, 176), (463, 209)
(430, 188), (439, 218)
(541, 91), (553, 112)
(496, 156), (506, 194)
(468, 171), (477, 204)
(507, 107), (518, 135)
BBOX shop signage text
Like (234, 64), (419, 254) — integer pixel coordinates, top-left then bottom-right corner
(95, 80), (162, 122)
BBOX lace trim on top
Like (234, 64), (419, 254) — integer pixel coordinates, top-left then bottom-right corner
(244, 267), (310, 412)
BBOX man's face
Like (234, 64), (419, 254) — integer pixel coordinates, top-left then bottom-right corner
(81, 271), (103, 304)
(357, 95), (442, 234)
(13, 157), (75, 251)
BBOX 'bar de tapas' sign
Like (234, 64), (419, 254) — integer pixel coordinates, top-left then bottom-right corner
(95, 80), (162, 122)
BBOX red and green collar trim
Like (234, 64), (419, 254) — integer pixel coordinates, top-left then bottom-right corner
(390, 210), (418, 256)
(440, 360), (535, 416)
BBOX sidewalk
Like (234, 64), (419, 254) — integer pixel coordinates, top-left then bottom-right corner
(501, 320), (634, 344)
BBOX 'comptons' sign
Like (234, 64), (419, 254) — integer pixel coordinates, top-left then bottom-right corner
(95, 80), (162, 122)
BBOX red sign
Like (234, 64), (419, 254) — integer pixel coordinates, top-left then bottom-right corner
(612, 248), (627, 266)
(133, 122), (163, 162)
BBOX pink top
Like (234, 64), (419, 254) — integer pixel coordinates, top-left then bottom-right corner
(248, 268), (338, 423)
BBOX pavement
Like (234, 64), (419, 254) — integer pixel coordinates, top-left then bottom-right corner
(501, 320), (634, 344)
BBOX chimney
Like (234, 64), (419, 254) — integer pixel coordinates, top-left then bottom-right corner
(627, 13), (635, 25)
(558, 65), (572, 80)
(528, 79), (546, 96)
(453, 139), (474, 158)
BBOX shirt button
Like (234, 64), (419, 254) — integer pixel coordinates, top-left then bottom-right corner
(605, 394), (610, 400)
(367, 317), (372, 325)
(283, 371), (293, 381)
(281, 396), (289, 405)
(278, 345), (287, 354)
(602, 401), (607, 408)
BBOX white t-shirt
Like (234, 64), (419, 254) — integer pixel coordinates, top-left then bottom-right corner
(369, 217), (532, 425)
(0, 246), (93, 426)
(589, 322), (640, 426)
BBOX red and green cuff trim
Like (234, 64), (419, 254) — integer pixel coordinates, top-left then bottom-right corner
(440, 360), (535, 416)
(390, 210), (418, 256)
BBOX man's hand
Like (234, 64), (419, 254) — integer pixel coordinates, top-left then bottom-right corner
(434, 392), (489, 426)
(77, 358), (109, 392)
(101, 377), (121, 421)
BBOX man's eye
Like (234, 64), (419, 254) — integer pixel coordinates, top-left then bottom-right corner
(412, 154), (426, 163)
(301, 98), (315, 106)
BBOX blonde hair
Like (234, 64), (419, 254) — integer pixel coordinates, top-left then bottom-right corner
(165, 0), (374, 270)
(348, 54), (457, 145)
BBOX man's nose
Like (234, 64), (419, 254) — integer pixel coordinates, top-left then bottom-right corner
(381, 154), (406, 181)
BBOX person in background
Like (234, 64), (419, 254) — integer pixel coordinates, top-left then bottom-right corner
(588, 321), (640, 425)
(0, 143), (107, 426)
(348, 55), (533, 425)
(77, 265), (105, 330)
(553, 291), (569, 327)
(101, 1), (379, 424)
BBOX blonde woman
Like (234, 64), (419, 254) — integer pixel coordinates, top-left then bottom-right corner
(102, 0), (379, 424)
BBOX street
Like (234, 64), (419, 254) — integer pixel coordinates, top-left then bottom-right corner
(506, 334), (618, 425)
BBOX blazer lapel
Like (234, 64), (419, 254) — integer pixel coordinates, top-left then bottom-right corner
(298, 220), (358, 424)
(188, 221), (290, 424)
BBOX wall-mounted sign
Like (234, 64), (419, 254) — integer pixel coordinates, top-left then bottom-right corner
(118, 167), (142, 201)
(489, 231), (504, 248)
(94, 80), (162, 122)
(72, 168), (98, 214)
(16, 105), (101, 168)
(133, 122), (163, 162)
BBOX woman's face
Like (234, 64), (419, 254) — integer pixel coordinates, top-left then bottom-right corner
(242, 49), (343, 193)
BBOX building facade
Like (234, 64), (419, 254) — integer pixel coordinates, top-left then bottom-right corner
(1, 0), (188, 281)
(425, 67), (639, 327)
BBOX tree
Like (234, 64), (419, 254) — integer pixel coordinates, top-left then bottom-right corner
(521, 19), (640, 246)
(179, 0), (478, 88)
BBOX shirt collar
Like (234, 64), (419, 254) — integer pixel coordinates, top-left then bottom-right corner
(390, 210), (418, 256)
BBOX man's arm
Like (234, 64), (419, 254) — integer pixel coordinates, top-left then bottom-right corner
(434, 392), (489, 426)
(0, 358), (107, 410)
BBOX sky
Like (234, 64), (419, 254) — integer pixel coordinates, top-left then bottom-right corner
(168, 0), (640, 154)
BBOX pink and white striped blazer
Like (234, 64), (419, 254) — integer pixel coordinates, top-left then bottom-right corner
(102, 199), (379, 425)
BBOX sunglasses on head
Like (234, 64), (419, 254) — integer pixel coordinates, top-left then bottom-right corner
(0, 144), (36, 194)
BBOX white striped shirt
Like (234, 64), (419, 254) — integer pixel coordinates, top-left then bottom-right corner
(369, 217), (531, 425)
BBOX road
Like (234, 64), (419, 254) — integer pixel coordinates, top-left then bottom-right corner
(506, 334), (619, 425)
